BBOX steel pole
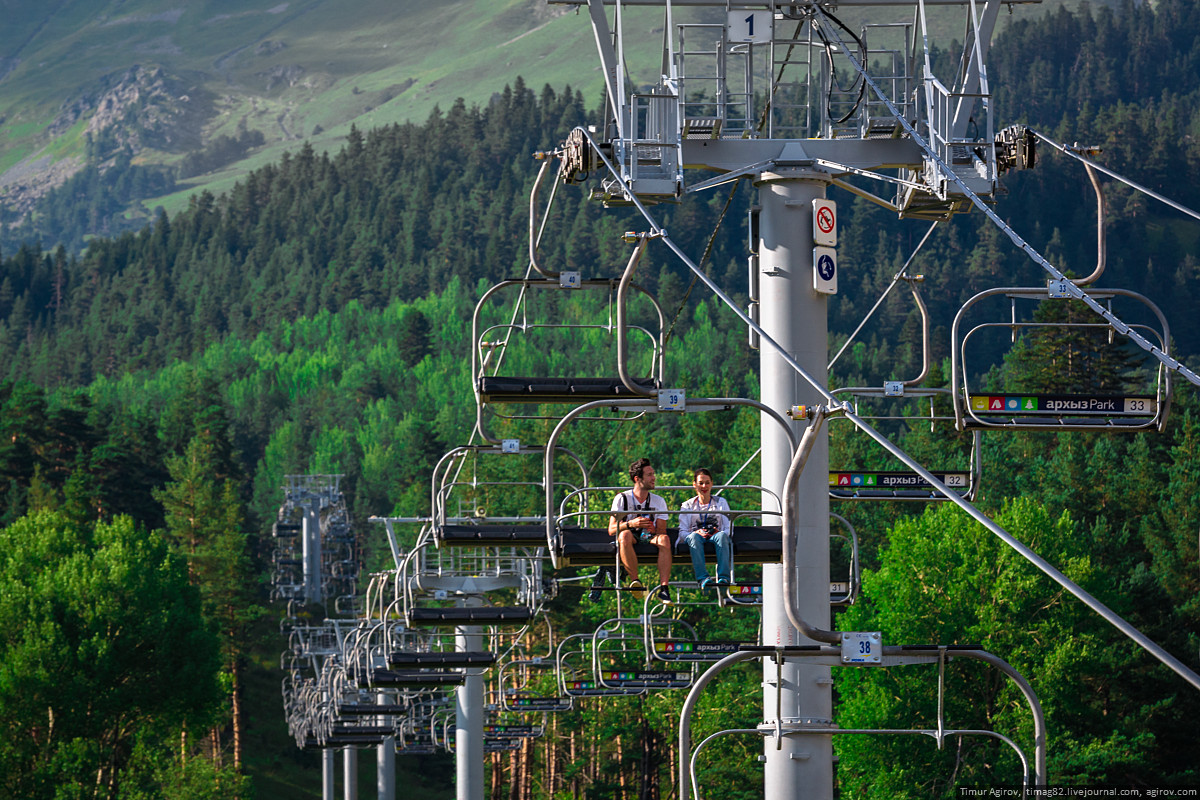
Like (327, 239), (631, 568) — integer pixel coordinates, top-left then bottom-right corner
(755, 169), (834, 800)
(303, 503), (323, 604)
(344, 748), (358, 800)
(378, 692), (395, 800)
(323, 749), (336, 800)
(456, 622), (484, 800)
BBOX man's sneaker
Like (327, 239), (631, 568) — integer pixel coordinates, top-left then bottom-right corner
(587, 568), (610, 602)
(625, 579), (646, 601)
(656, 585), (672, 604)
(716, 576), (731, 587)
(699, 576), (714, 591)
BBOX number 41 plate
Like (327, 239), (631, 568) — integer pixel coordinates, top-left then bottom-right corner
(841, 631), (882, 665)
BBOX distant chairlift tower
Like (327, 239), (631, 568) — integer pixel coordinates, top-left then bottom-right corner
(554, 0), (1021, 797)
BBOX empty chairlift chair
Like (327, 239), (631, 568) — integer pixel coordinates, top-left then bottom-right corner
(951, 287), (1171, 432)
(828, 387), (981, 501)
(643, 615), (751, 664)
(428, 443), (589, 550)
(395, 524), (542, 629)
(472, 274), (666, 439)
(499, 656), (573, 712)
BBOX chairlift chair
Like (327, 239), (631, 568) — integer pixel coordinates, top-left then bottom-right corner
(951, 287), (1171, 432)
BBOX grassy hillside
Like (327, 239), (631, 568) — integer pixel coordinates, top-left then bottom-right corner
(1, 0), (1107, 223)
(0, 1), (654, 206)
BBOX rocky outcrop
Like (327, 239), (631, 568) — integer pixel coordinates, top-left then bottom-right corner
(2, 65), (209, 218)
(51, 65), (206, 153)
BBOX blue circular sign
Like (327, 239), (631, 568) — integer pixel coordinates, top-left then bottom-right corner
(817, 253), (836, 281)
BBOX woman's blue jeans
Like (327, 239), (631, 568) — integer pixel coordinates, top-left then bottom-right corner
(684, 530), (732, 582)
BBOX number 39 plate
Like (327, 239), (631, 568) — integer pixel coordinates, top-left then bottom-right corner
(658, 389), (686, 412)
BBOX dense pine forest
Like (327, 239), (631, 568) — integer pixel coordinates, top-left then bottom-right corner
(2, 0), (1200, 797)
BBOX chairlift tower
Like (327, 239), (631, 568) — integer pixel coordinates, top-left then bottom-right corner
(555, 0), (1019, 796)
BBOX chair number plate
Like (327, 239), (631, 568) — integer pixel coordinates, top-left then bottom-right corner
(1047, 279), (1072, 298)
(659, 389), (686, 411)
(841, 631), (882, 664)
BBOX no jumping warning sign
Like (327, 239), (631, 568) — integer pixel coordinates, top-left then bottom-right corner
(813, 199), (837, 247)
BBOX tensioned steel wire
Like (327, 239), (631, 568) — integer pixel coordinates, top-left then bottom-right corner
(567, 73), (1200, 693)
(827, 220), (939, 374)
(1034, 132), (1200, 225)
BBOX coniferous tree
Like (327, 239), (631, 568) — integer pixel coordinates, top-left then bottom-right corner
(1003, 298), (1143, 394)
(155, 429), (259, 775)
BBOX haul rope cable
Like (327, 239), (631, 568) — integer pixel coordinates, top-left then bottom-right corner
(828, 220), (939, 373)
(1034, 132), (1200, 225)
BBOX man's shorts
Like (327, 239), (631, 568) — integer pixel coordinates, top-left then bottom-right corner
(638, 530), (656, 543)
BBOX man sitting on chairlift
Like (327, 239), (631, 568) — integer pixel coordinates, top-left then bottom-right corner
(606, 457), (672, 603)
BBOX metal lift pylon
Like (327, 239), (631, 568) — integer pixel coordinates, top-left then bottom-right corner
(456, 610), (485, 800)
(756, 168), (835, 796)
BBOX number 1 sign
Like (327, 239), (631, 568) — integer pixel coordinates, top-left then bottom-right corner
(728, 10), (773, 43)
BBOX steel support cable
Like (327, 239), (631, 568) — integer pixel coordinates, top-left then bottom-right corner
(663, 180), (740, 351)
(1034, 131), (1200, 225)
(573, 119), (1200, 692)
(716, 446), (764, 502)
(828, 220), (939, 373)
(809, 7), (1200, 389)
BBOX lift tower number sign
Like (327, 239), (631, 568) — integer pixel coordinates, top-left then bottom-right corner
(728, 10), (773, 43)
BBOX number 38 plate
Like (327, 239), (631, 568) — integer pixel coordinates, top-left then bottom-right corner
(841, 631), (882, 665)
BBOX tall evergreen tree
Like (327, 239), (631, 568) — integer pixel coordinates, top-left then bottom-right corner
(155, 429), (259, 775)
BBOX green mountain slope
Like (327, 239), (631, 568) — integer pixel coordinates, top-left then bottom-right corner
(1, 0), (1104, 236)
(0, 0), (627, 212)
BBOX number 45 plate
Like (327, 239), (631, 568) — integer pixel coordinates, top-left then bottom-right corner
(841, 631), (882, 664)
